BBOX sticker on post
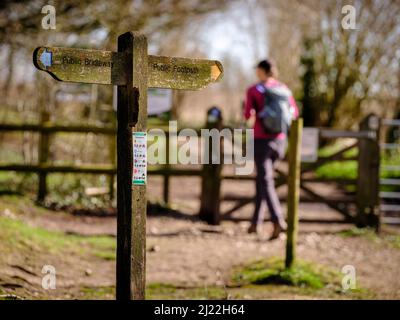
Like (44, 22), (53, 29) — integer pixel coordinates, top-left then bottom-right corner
(133, 132), (147, 185)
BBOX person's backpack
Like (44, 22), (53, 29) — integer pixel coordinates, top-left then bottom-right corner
(256, 83), (294, 134)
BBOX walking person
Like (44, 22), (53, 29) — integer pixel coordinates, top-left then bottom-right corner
(244, 59), (299, 239)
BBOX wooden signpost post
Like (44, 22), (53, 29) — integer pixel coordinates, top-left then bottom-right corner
(33, 31), (223, 300)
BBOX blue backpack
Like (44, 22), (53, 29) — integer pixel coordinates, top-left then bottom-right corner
(256, 83), (294, 134)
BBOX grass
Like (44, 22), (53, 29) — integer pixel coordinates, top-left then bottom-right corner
(339, 227), (400, 249)
(316, 160), (358, 180)
(314, 141), (400, 192)
(314, 142), (358, 181)
(231, 258), (373, 299)
(233, 258), (337, 289)
(0, 201), (115, 257)
(0, 217), (71, 254)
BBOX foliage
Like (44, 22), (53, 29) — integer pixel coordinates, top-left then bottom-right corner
(339, 227), (400, 249)
(233, 258), (339, 289)
(299, 0), (399, 128)
(0, 200), (115, 256)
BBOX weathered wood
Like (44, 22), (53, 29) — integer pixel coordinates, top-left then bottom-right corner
(199, 107), (223, 225)
(163, 136), (170, 204)
(285, 118), (303, 269)
(0, 164), (204, 177)
(381, 119), (400, 126)
(356, 114), (380, 230)
(300, 183), (354, 221)
(148, 55), (223, 90)
(149, 167), (201, 176)
(37, 111), (50, 203)
(319, 129), (374, 139)
(116, 32), (147, 301)
(33, 47), (223, 90)
(226, 216), (349, 224)
(0, 123), (116, 134)
(116, 32), (135, 301)
(222, 192), (355, 203)
(380, 178), (400, 186)
(130, 33), (148, 300)
(31, 33), (224, 302)
(108, 132), (116, 201)
(33, 47), (127, 85)
(0, 164), (115, 174)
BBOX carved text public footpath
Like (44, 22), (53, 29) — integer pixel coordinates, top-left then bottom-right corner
(151, 62), (199, 75)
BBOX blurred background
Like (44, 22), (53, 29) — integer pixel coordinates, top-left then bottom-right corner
(0, 0), (399, 300)
(0, 0), (399, 206)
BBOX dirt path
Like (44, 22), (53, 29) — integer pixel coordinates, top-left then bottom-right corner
(0, 175), (399, 299)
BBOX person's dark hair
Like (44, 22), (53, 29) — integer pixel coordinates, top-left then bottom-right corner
(257, 59), (275, 76)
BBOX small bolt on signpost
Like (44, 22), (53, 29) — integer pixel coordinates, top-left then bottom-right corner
(33, 31), (223, 300)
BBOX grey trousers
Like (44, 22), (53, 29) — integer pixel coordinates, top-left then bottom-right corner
(252, 138), (285, 225)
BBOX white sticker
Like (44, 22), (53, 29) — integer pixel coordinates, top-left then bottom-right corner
(133, 132), (147, 185)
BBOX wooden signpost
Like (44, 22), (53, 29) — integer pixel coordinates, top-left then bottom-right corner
(33, 31), (223, 300)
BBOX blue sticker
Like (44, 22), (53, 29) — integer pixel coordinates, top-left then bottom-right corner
(40, 49), (52, 69)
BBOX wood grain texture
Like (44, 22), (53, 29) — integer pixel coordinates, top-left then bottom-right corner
(131, 32), (148, 300)
(199, 109), (223, 225)
(356, 114), (380, 229)
(37, 111), (50, 203)
(285, 118), (303, 269)
(116, 32), (134, 301)
(33, 47), (223, 90)
(33, 47), (127, 85)
(148, 55), (223, 90)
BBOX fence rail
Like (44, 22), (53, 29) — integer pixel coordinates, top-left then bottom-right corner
(0, 123), (116, 134)
(378, 117), (400, 221)
(0, 113), (395, 229)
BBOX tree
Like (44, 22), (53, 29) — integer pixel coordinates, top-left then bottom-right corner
(299, 0), (400, 128)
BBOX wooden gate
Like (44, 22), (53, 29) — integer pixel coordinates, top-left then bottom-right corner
(219, 114), (381, 228)
(379, 118), (400, 225)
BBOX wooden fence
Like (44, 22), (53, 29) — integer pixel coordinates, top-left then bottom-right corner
(0, 111), (384, 228)
(379, 118), (400, 226)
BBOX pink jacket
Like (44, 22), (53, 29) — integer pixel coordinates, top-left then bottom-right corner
(244, 78), (299, 139)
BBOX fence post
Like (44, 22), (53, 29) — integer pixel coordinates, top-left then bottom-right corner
(108, 133), (116, 201)
(356, 113), (380, 230)
(37, 111), (50, 203)
(199, 107), (223, 225)
(162, 135), (170, 204)
(285, 118), (303, 269)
